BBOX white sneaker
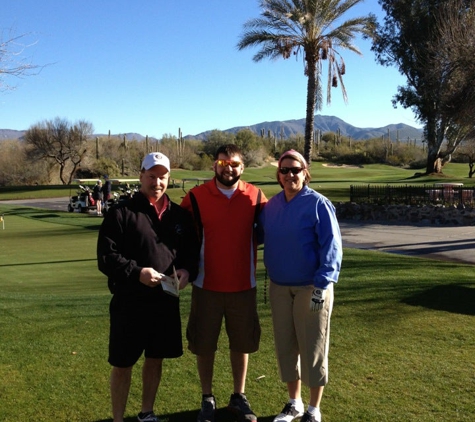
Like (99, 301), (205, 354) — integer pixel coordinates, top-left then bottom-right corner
(273, 402), (304, 422)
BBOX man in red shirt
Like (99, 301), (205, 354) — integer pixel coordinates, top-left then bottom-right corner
(181, 144), (267, 422)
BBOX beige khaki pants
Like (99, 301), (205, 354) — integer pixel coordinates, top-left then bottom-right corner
(269, 282), (334, 387)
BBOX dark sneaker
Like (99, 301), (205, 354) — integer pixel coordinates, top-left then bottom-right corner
(197, 395), (216, 422)
(227, 393), (257, 421)
(273, 402), (304, 422)
(300, 410), (321, 422)
(137, 411), (159, 422)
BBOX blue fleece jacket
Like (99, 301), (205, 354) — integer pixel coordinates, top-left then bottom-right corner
(260, 185), (342, 289)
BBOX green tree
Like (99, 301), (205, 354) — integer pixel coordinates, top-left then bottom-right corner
(0, 139), (49, 185)
(428, 0), (475, 168)
(237, 0), (375, 164)
(372, 0), (475, 174)
(202, 130), (236, 157)
(454, 138), (475, 178)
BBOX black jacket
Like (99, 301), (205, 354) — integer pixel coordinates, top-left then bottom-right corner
(93, 184), (103, 200)
(97, 191), (200, 296)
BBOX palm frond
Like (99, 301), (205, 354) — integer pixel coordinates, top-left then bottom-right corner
(315, 70), (323, 111)
(327, 57), (333, 104)
(237, 0), (375, 161)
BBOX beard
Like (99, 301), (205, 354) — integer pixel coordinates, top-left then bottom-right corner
(215, 172), (241, 187)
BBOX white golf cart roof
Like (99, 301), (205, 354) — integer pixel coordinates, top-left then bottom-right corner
(72, 178), (140, 185)
(72, 179), (101, 184)
(109, 178), (140, 185)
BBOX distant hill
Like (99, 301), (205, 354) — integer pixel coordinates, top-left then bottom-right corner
(94, 133), (159, 142)
(0, 129), (25, 140)
(0, 115), (423, 143)
(191, 114), (423, 142)
(0, 130), (156, 142)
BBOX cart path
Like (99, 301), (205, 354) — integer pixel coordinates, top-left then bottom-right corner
(340, 221), (475, 265)
(2, 197), (73, 212)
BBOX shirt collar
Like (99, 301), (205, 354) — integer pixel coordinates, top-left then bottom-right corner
(151, 195), (169, 220)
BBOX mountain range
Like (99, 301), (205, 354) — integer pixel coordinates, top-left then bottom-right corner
(191, 114), (423, 142)
(0, 114), (423, 143)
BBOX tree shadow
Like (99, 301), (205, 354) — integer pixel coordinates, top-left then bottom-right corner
(30, 213), (61, 218)
(402, 284), (475, 316)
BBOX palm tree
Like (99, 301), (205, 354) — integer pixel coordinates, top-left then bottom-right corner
(237, 0), (375, 164)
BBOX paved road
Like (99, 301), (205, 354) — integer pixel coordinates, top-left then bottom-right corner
(2, 197), (72, 212)
(2, 197), (475, 265)
(340, 221), (475, 264)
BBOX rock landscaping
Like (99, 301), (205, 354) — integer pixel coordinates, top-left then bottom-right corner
(335, 202), (475, 226)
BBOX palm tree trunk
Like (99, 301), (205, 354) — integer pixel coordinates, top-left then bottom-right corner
(304, 60), (318, 165)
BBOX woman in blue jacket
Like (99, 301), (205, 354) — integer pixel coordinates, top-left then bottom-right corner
(260, 150), (343, 422)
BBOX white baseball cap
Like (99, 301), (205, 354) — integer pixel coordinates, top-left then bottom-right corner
(141, 152), (170, 171)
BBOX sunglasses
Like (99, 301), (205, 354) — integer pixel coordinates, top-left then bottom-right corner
(279, 167), (304, 175)
(216, 159), (241, 168)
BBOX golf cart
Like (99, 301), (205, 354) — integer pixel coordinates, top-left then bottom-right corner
(110, 179), (140, 205)
(68, 179), (99, 213)
(68, 178), (140, 214)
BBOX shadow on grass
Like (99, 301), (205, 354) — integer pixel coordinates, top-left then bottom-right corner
(2, 206), (102, 230)
(0, 258), (96, 267)
(29, 213), (61, 218)
(247, 180), (279, 187)
(94, 408), (276, 422)
(402, 284), (475, 316)
(1, 206), (37, 213)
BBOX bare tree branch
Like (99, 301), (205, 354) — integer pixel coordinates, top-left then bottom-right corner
(25, 118), (94, 184)
(0, 27), (42, 91)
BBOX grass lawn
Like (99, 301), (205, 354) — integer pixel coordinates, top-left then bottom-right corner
(0, 202), (474, 421)
(0, 163), (474, 421)
(1, 161), (474, 204)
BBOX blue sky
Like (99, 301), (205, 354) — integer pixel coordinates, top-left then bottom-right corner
(1, 0), (421, 138)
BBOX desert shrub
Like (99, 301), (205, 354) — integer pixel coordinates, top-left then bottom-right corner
(0, 140), (50, 186)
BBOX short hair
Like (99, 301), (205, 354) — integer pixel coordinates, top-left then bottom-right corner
(214, 144), (243, 161)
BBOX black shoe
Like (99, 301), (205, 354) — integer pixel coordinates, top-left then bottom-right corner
(227, 393), (257, 421)
(273, 402), (304, 422)
(300, 410), (321, 422)
(197, 395), (216, 422)
(137, 411), (159, 422)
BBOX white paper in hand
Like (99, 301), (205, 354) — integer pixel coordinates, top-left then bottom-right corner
(160, 266), (179, 297)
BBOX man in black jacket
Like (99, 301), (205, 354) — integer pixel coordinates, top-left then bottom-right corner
(97, 152), (200, 422)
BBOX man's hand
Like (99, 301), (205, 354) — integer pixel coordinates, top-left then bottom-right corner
(175, 268), (190, 290)
(310, 288), (326, 312)
(139, 267), (163, 287)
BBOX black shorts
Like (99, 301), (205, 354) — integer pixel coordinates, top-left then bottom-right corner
(108, 293), (183, 367)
